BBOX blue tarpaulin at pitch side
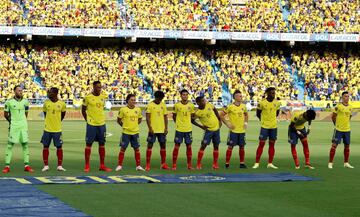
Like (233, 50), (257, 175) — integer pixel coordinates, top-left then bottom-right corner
(0, 179), (90, 217)
(0, 173), (317, 185)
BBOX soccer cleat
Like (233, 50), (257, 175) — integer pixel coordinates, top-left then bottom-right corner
(252, 163), (259, 169)
(295, 166), (301, 170)
(57, 166), (66, 171)
(99, 166), (112, 172)
(2, 166), (10, 173)
(84, 165), (90, 173)
(239, 164), (247, 169)
(196, 164), (202, 170)
(225, 163), (230, 169)
(136, 166), (145, 171)
(171, 165), (177, 171)
(305, 164), (315, 170)
(328, 162), (333, 169)
(42, 165), (50, 172)
(24, 165), (34, 172)
(145, 165), (151, 171)
(212, 163), (219, 170)
(344, 163), (354, 169)
(161, 163), (169, 170)
(115, 165), (123, 171)
(187, 165), (194, 170)
(267, 163), (278, 169)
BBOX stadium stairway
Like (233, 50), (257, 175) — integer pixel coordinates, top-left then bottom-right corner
(209, 58), (231, 106)
(279, 0), (290, 28)
(285, 56), (305, 100)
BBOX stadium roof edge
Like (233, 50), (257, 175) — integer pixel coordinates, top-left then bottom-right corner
(0, 26), (359, 42)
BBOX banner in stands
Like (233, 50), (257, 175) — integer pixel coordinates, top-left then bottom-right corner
(0, 26), (358, 42)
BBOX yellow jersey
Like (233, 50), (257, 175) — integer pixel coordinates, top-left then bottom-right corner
(174, 102), (195, 132)
(118, 106), (142, 135)
(195, 103), (220, 131)
(83, 93), (107, 126)
(146, 101), (167, 133)
(257, 99), (281, 129)
(334, 103), (352, 132)
(291, 111), (307, 130)
(224, 103), (247, 133)
(43, 99), (66, 132)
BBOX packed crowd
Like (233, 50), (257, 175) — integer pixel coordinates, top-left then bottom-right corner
(1, 0), (359, 33)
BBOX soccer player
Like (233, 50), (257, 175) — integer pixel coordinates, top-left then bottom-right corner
(328, 91), (354, 169)
(288, 110), (316, 169)
(253, 87), (281, 169)
(116, 94), (145, 171)
(82, 81), (112, 172)
(172, 89), (195, 170)
(41, 87), (67, 172)
(220, 90), (248, 169)
(192, 96), (222, 170)
(145, 91), (169, 171)
(2, 86), (34, 173)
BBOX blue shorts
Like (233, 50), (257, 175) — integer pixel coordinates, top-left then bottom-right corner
(288, 127), (307, 145)
(259, 127), (277, 141)
(147, 133), (166, 145)
(120, 133), (140, 149)
(41, 131), (63, 148)
(86, 124), (106, 145)
(202, 130), (220, 146)
(332, 130), (351, 145)
(227, 132), (246, 147)
(174, 131), (192, 145)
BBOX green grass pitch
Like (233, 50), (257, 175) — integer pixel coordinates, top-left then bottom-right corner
(0, 119), (359, 217)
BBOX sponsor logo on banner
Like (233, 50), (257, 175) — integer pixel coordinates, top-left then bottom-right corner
(83, 28), (115, 37)
(115, 29), (134, 37)
(164, 30), (183, 39)
(312, 34), (329, 41)
(183, 31), (213, 39)
(0, 26), (13, 35)
(281, 33), (310, 41)
(231, 32), (262, 40)
(14, 26), (32, 35)
(64, 28), (83, 36)
(32, 27), (64, 36)
(214, 31), (231, 40)
(329, 34), (358, 42)
(263, 33), (281, 41)
(134, 30), (164, 38)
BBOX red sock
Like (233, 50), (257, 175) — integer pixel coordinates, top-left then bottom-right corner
(344, 145), (350, 163)
(146, 148), (152, 166)
(43, 148), (49, 166)
(291, 144), (299, 167)
(172, 144), (180, 166)
(197, 150), (204, 166)
(255, 140), (266, 163)
(57, 148), (63, 166)
(118, 149), (125, 166)
(301, 139), (310, 165)
(329, 145), (336, 163)
(239, 147), (245, 164)
(135, 149), (141, 167)
(99, 145), (105, 167)
(226, 148), (232, 164)
(268, 140), (275, 163)
(213, 150), (219, 165)
(186, 145), (192, 166)
(160, 148), (166, 164)
(85, 145), (91, 167)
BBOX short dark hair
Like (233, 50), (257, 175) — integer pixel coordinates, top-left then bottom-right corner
(195, 96), (204, 103)
(306, 110), (316, 120)
(93, 81), (101, 86)
(13, 85), (21, 91)
(233, 90), (241, 99)
(266, 87), (276, 93)
(126, 94), (136, 103)
(342, 91), (349, 96)
(50, 87), (59, 94)
(180, 89), (189, 95)
(154, 91), (165, 99)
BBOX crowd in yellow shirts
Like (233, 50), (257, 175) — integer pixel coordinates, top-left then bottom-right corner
(291, 50), (360, 101)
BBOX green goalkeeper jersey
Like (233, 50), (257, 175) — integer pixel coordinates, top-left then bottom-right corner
(4, 98), (29, 129)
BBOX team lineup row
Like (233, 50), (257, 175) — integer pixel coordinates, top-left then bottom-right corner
(2, 81), (354, 173)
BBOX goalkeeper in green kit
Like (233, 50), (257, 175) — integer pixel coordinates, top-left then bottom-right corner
(2, 86), (34, 173)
